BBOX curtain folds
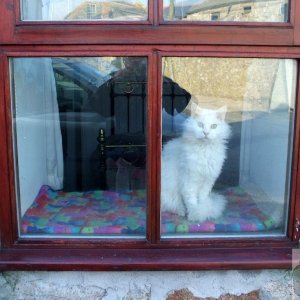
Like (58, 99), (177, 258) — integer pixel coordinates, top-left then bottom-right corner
(14, 58), (63, 214)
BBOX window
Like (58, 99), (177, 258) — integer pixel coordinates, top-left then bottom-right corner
(86, 4), (97, 19)
(0, 0), (300, 270)
(243, 6), (252, 14)
(164, 0), (289, 22)
(21, 0), (148, 21)
(281, 3), (289, 21)
(161, 57), (296, 238)
(11, 56), (148, 238)
(211, 12), (220, 21)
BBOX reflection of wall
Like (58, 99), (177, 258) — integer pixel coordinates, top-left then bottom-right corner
(186, 0), (287, 22)
(240, 112), (292, 203)
(163, 58), (281, 115)
(65, 0), (146, 20)
(240, 60), (296, 203)
(71, 57), (118, 74)
(22, 0), (146, 21)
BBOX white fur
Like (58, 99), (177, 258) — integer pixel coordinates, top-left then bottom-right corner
(161, 104), (231, 222)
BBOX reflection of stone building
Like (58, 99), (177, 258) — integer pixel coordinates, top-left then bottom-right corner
(65, 1), (146, 20)
(163, 57), (296, 116)
(186, 0), (288, 22)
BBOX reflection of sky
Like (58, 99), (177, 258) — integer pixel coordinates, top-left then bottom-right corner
(164, 0), (204, 7)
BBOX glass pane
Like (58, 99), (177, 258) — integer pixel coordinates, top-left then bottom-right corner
(161, 57), (296, 238)
(21, 0), (147, 21)
(11, 56), (147, 238)
(164, 0), (289, 22)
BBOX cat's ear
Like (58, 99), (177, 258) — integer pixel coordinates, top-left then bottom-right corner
(190, 102), (203, 117)
(216, 106), (227, 121)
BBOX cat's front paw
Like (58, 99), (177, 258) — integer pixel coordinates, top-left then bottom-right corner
(208, 193), (227, 219)
(161, 195), (186, 217)
(187, 206), (209, 223)
(186, 194), (227, 222)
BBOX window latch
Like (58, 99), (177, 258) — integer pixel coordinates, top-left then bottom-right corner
(294, 218), (300, 243)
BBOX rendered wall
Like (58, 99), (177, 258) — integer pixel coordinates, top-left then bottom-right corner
(0, 270), (297, 299)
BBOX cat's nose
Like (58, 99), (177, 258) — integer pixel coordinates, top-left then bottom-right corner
(203, 131), (209, 137)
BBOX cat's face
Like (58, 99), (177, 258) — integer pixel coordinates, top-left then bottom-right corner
(184, 105), (230, 141)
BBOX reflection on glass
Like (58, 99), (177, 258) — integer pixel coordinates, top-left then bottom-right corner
(21, 0), (147, 21)
(11, 57), (147, 237)
(161, 57), (296, 237)
(164, 0), (289, 22)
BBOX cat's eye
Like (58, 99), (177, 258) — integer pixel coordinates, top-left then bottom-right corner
(211, 124), (218, 129)
(198, 122), (204, 128)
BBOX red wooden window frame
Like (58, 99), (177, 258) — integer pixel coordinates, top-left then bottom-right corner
(1, 0), (300, 270)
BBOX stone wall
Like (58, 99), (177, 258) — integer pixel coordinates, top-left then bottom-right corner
(163, 57), (280, 105)
(186, 0), (286, 22)
(0, 270), (297, 299)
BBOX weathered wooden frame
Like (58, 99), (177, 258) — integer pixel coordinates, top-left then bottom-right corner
(0, 0), (300, 270)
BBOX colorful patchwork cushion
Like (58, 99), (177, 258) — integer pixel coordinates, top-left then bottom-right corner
(21, 185), (277, 235)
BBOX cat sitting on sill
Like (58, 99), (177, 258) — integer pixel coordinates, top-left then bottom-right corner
(161, 103), (231, 222)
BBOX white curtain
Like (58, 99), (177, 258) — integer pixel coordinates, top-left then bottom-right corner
(14, 58), (63, 215)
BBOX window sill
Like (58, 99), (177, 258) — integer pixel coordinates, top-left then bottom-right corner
(0, 246), (295, 271)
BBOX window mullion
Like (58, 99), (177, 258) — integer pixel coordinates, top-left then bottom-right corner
(147, 51), (161, 243)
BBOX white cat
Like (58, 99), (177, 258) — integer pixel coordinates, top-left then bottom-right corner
(161, 103), (231, 222)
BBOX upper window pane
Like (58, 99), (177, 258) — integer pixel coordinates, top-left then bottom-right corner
(164, 0), (289, 22)
(21, 0), (147, 21)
